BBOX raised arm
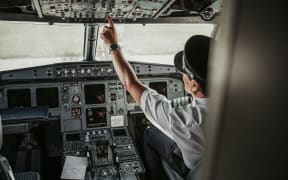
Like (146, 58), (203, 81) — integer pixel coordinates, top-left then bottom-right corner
(100, 17), (146, 105)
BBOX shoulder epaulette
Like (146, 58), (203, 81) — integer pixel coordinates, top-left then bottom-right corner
(171, 96), (192, 108)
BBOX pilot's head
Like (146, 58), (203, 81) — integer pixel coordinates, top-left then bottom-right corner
(174, 35), (212, 98)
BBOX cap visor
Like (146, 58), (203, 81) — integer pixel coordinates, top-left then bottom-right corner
(174, 51), (185, 73)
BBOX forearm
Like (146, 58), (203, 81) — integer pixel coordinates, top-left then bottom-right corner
(111, 49), (145, 105)
(100, 17), (146, 105)
(111, 49), (136, 89)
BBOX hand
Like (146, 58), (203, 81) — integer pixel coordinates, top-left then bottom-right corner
(100, 16), (118, 46)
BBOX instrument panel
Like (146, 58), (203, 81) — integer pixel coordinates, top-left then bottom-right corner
(0, 62), (183, 115)
(0, 78), (183, 130)
(0, 61), (184, 178)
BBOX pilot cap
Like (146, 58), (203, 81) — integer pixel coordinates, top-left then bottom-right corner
(174, 35), (211, 82)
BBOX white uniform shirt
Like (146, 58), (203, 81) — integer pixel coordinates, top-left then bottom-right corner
(141, 88), (207, 170)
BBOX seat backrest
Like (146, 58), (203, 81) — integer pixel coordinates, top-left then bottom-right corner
(0, 155), (15, 180)
(162, 159), (184, 180)
(0, 114), (2, 150)
(0, 114), (16, 180)
(186, 162), (201, 180)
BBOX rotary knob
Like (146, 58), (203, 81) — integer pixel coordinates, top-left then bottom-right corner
(72, 95), (81, 104)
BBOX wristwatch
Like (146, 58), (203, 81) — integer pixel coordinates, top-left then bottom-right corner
(110, 43), (120, 51)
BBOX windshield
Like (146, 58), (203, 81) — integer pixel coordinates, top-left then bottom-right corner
(0, 21), (215, 71)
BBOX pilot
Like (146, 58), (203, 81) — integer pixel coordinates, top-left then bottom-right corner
(101, 17), (211, 179)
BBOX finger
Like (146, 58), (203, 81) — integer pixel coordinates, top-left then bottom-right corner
(100, 33), (106, 40)
(100, 33), (104, 39)
(102, 27), (108, 33)
(102, 27), (111, 34)
(106, 16), (115, 29)
(103, 31), (111, 39)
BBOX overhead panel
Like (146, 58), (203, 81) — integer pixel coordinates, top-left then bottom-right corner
(38, 0), (175, 21)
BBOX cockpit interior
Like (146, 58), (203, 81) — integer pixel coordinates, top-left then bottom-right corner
(0, 0), (230, 180)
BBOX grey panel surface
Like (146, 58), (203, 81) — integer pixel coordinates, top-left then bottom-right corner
(63, 119), (81, 132)
(14, 172), (40, 180)
(0, 107), (48, 123)
(3, 123), (30, 135)
(0, 62), (177, 80)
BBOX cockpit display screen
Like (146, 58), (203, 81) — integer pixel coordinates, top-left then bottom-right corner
(86, 107), (107, 128)
(36, 87), (59, 108)
(149, 82), (167, 97)
(113, 129), (127, 137)
(66, 133), (81, 142)
(84, 84), (105, 104)
(7, 89), (31, 108)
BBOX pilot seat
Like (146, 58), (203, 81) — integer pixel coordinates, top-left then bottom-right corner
(0, 111), (41, 180)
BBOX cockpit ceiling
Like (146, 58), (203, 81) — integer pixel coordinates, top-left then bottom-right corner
(0, 0), (221, 24)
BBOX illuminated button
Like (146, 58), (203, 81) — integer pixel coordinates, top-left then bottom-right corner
(86, 69), (91, 74)
(98, 131), (102, 135)
(151, 9), (158, 15)
(86, 132), (90, 135)
(71, 69), (76, 74)
(104, 130), (107, 134)
(135, 7), (141, 12)
(81, 69), (85, 74)
(107, 68), (113, 73)
(85, 137), (89, 142)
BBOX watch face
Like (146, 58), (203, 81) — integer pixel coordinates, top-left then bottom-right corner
(111, 44), (119, 51)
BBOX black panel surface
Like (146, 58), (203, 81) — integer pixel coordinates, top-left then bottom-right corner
(36, 87), (59, 108)
(113, 129), (127, 136)
(66, 133), (81, 141)
(7, 89), (31, 108)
